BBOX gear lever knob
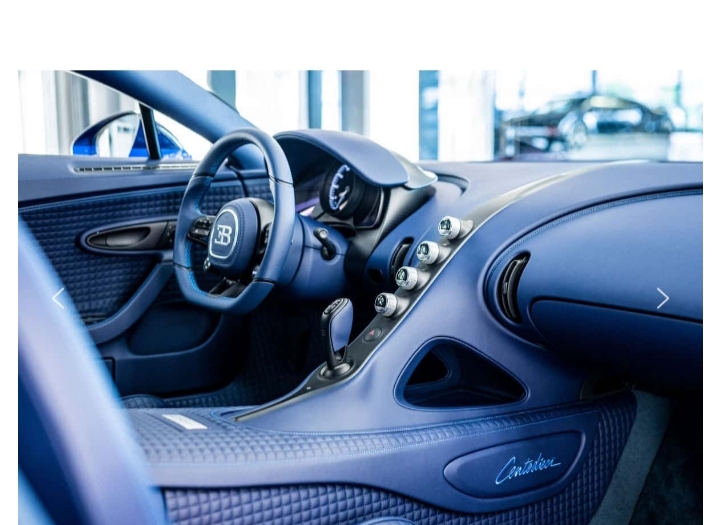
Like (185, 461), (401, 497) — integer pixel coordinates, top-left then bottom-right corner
(321, 298), (353, 371)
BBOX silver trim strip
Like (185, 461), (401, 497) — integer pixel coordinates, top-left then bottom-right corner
(161, 414), (208, 430)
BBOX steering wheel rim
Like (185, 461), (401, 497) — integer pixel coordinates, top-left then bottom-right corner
(173, 128), (295, 314)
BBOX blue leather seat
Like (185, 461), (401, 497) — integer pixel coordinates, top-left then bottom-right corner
(18, 219), (167, 525)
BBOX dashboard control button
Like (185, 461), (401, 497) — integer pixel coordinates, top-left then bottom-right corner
(438, 216), (462, 239)
(374, 293), (398, 317)
(416, 241), (440, 264)
(395, 266), (419, 290)
(363, 327), (383, 342)
(313, 227), (337, 260)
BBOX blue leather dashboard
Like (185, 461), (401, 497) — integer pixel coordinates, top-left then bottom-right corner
(228, 160), (701, 435)
(148, 158), (700, 524)
(486, 189), (702, 388)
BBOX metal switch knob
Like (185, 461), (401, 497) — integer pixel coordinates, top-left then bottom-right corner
(438, 216), (462, 239)
(395, 266), (419, 290)
(374, 293), (398, 317)
(416, 241), (440, 265)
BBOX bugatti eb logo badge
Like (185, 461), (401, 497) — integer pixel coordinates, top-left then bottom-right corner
(215, 225), (233, 246)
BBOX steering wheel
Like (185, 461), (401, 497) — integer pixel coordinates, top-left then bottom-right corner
(173, 128), (295, 314)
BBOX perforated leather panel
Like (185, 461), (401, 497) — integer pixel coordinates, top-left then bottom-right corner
(20, 182), (249, 324)
(148, 393), (636, 524)
(161, 393), (634, 525)
(122, 395), (166, 409)
(244, 178), (274, 202)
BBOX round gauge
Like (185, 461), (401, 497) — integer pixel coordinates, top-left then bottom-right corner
(320, 164), (365, 219)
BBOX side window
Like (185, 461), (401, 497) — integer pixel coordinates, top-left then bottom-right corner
(154, 112), (211, 160)
(17, 71), (210, 160)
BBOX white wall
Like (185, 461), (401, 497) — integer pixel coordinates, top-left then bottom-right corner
(18, 71), (58, 155)
(321, 70), (341, 131)
(437, 71), (495, 161)
(234, 71), (307, 134)
(365, 70), (419, 160)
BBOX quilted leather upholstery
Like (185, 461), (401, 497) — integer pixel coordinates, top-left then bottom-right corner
(161, 394), (635, 525)
(19, 182), (253, 324)
(244, 178), (274, 202)
(122, 395), (166, 409)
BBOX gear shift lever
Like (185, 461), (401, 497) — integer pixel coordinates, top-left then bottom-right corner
(320, 298), (353, 376)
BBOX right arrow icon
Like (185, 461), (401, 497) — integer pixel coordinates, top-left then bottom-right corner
(656, 288), (669, 309)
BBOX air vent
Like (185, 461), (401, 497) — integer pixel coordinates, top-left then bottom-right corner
(389, 237), (414, 280)
(497, 254), (529, 322)
(74, 163), (198, 173)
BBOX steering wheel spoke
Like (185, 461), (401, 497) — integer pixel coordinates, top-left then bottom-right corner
(249, 223), (271, 266)
(208, 277), (247, 298)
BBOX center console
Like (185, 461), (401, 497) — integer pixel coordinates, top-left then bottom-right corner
(231, 170), (574, 424)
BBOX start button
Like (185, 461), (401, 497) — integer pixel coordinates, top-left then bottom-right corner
(363, 327), (383, 342)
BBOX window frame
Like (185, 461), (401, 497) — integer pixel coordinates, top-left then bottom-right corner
(138, 104), (161, 160)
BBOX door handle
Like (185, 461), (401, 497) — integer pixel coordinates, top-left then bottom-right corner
(80, 217), (177, 255)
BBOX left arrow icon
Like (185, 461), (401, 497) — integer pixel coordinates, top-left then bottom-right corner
(52, 287), (65, 309)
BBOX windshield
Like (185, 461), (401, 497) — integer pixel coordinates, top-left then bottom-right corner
(182, 70), (701, 163)
(18, 70), (702, 164)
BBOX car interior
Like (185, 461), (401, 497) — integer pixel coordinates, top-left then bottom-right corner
(18, 71), (702, 525)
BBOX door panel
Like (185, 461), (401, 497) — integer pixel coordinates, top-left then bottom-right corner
(20, 180), (243, 324)
(18, 154), (270, 396)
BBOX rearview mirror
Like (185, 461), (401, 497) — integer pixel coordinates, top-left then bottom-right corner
(72, 112), (190, 159)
